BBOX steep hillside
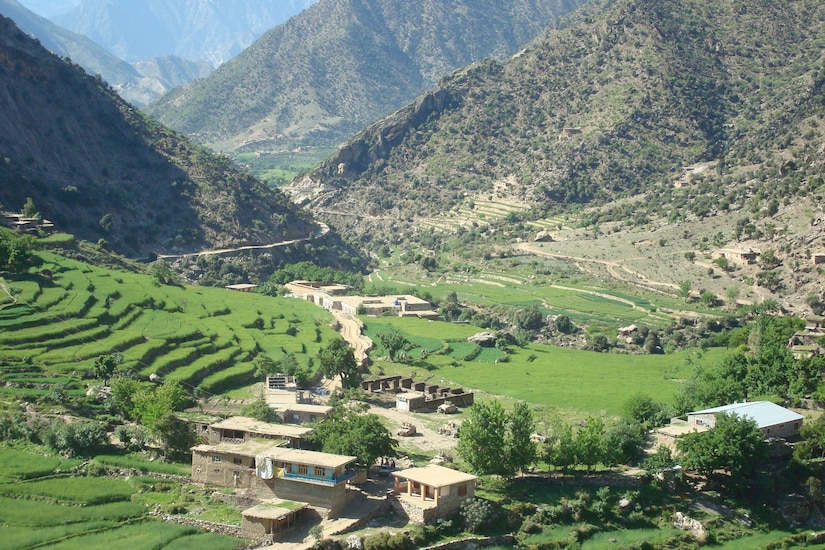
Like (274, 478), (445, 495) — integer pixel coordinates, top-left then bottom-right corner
(148, 0), (586, 156)
(0, 15), (318, 259)
(290, 0), (825, 238)
(54, 0), (318, 66)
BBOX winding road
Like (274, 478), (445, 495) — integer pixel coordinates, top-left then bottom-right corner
(157, 222), (329, 260)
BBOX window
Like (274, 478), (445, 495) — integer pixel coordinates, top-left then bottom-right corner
(458, 484), (467, 497)
(795, 422), (800, 430)
(212, 455), (222, 463)
(315, 467), (326, 478)
(298, 464), (308, 475)
(233, 457), (242, 465)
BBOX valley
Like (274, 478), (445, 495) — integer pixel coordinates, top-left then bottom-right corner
(2, 0), (825, 548)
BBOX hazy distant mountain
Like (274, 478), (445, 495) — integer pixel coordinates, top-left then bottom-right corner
(0, 14), (317, 258)
(0, 0), (213, 105)
(148, 0), (586, 155)
(16, 0), (77, 18)
(54, 0), (318, 67)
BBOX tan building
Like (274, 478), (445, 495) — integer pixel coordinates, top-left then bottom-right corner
(208, 416), (313, 448)
(192, 440), (358, 516)
(392, 465), (477, 524)
(279, 404), (333, 425)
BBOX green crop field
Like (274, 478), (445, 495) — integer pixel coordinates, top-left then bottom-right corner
(363, 316), (726, 415)
(0, 445), (247, 549)
(0, 252), (338, 399)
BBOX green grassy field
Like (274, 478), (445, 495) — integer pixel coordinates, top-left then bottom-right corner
(362, 316), (724, 415)
(0, 251), (338, 400)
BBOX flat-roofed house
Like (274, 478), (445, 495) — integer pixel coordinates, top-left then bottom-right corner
(687, 401), (804, 438)
(192, 439), (282, 488)
(392, 465), (477, 524)
(192, 439), (358, 516)
(279, 404), (333, 425)
(208, 416), (313, 448)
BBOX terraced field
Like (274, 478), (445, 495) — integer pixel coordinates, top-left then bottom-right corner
(0, 252), (337, 399)
(0, 446), (246, 549)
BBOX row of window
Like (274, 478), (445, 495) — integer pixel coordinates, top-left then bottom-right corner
(209, 455), (327, 478)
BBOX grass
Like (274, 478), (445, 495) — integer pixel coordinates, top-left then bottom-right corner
(362, 317), (725, 414)
(0, 445), (248, 548)
(93, 453), (192, 476)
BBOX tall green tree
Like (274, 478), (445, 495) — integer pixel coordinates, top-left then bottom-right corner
(376, 328), (409, 361)
(93, 353), (122, 385)
(574, 416), (608, 471)
(458, 400), (509, 475)
(545, 417), (576, 471)
(319, 338), (361, 388)
(505, 401), (536, 475)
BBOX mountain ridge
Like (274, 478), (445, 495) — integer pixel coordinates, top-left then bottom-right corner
(148, 0), (587, 156)
(0, 14), (319, 260)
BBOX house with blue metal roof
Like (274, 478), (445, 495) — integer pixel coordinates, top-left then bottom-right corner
(687, 401), (804, 438)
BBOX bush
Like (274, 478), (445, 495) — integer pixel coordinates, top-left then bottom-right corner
(43, 420), (108, 456)
(461, 498), (497, 533)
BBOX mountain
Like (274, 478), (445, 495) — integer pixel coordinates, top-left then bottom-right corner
(287, 0), (825, 240)
(16, 0), (77, 18)
(147, 0), (587, 156)
(0, 0), (210, 105)
(54, 0), (318, 67)
(0, 14), (318, 259)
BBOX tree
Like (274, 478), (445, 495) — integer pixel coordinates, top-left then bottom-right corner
(621, 393), (669, 429)
(505, 401), (536, 475)
(574, 417), (608, 471)
(457, 400), (509, 475)
(554, 315), (574, 334)
(152, 412), (195, 458)
(241, 397), (279, 423)
(93, 353), (122, 385)
(309, 410), (397, 472)
(132, 381), (192, 433)
(678, 280), (692, 301)
(149, 260), (180, 286)
(318, 339), (361, 389)
(677, 413), (767, 485)
(0, 229), (40, 273)
(21, 197), (39, 218)
(514, 305), (544, 332)
(376, 328), (409, 362)
(794, 415), (825, 460)
(605, 419), (644, 465)
(642, 445), (676, 477)
(544, 417), (576, 471)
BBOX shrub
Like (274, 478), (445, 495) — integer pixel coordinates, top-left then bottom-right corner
(43, 420), (108, 456)
(461, 498), (497, 533)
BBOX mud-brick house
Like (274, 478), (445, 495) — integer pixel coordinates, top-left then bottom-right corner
(192, 440), (358, 516)
(192, 439), (281, 489)
(254, 448), (358, 515)
(278, 403), (333, 425)
(392, 465), (477, 524)
(687, 401), (804, 438)
(208, 416), (313, 448)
